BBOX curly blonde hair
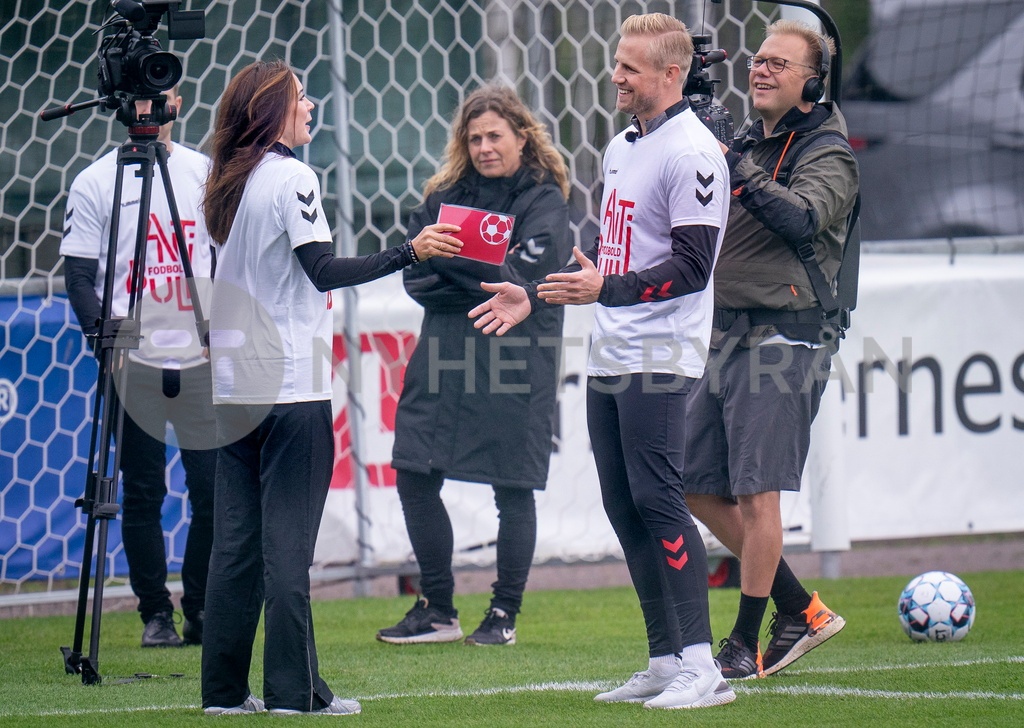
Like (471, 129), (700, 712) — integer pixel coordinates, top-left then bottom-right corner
(424, 84), (569, 199)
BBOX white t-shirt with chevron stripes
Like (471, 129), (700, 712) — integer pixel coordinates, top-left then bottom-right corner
(589, 107), (729, 378)
(209, 152), (334, 404)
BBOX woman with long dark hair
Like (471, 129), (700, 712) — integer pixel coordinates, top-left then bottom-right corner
(200, 60), (459, 716)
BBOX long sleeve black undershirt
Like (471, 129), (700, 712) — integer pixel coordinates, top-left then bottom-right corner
(526, 224), (717, 308)
(599, 224), (718, 306)
(63, 255), (102, 337)
(292, 241), (415, 292)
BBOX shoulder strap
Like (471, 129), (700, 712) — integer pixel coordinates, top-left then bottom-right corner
(837, 192), (862, 313)
(772, 129), (859, 319)
(773, 130), (851, 187)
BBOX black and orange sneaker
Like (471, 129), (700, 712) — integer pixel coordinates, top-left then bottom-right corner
(714, 634), (763, 679)
(761, 591), (845, 676)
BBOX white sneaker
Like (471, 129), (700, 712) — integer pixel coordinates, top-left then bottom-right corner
(269, 695), (362, 715)
(204, 694), (266, 715)
(594, 669), (678, 703)
(643, 666), (736, 710)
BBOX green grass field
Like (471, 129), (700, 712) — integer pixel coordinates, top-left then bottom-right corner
(0, 571), (1021, 727)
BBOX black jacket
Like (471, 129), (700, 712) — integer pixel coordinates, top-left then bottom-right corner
(391, 167), (572, 489)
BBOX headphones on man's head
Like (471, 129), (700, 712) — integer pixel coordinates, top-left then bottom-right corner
(801, 34), (830, 103)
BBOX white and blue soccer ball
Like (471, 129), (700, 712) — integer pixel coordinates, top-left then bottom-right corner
(897, 571), (976, 642)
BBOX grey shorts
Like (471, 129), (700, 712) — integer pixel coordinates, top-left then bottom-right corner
(682, 342), (831, 497)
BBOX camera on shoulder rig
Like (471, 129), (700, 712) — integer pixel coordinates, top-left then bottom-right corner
(685, 34), (735, 145)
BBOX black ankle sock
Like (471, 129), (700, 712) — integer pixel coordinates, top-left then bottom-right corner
(423, 596), (456, 618)
(733, 594), (769, 652)
(770, 558), (812, 616)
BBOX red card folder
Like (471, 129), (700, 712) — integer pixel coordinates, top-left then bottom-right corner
(437, 203), (515, 265)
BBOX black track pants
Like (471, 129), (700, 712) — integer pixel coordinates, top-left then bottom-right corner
(586, 373), (712, 657)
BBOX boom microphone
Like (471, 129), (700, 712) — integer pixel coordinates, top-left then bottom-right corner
(110, 0), (147, 23)
(697, 49), (728, 65)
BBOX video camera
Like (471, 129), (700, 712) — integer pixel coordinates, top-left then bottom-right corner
(39, 1), (204, 125)
(685, 34), (734, 144)
(96, 1), (204, 120)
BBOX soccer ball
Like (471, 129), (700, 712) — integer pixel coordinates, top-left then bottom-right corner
(479, 213), (513, 246)
(897, 571), (975, 642)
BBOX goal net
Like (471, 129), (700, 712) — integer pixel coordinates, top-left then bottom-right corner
(4, 0), (1021, 601)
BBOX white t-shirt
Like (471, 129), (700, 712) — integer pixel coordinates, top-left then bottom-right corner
(60, 143), (214, 369)
(209, 152), (334, 405)
(589, 108), (729, 378)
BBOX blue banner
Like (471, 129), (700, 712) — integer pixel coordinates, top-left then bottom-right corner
(1, 295), (189, 583)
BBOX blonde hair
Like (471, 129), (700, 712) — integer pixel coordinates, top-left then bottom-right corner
(424, 83), (570, 199)
(619, 13), (694, 73)
(765, 19), (836, 70)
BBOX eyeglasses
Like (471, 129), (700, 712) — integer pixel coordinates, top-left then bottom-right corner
(746, 56), (817, 74)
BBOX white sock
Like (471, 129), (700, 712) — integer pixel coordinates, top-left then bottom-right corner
(680, 642), (716, 672)
(649, 654), (681, 676)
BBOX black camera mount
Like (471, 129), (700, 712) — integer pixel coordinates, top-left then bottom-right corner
(685, 34), (735, 144)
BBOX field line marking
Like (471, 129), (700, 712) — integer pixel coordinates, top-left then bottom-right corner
(3, 656), (1022, 718)
(783, 654), (1024, 676)
(739, 684), (1024, 701)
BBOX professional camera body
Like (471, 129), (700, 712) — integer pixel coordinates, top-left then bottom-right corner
(97, 1), (204, 119)
(685, 34), (735, 145)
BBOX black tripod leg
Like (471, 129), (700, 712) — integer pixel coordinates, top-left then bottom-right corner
(62, 505), (95, 674)
(153, 142), (209, 345)
(62, 374), (107, 675)
(62, 134), (156, 685)
(61, 145), (130, 679)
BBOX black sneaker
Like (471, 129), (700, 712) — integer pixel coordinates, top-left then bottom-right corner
(465, 607), (516, 646)
(182, 610), (204, 645)
(376, 597), (463, 644)
(715, 634), (762, 679)
(141, 611), (182, 648)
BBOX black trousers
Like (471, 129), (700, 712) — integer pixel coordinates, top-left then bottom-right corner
(396, 468), (537, 617)
(201, 401), (335, 712)
(586, 373), (711, 657)
(115, 362), (215, 623)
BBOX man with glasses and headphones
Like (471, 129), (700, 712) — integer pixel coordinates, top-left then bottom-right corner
(681, 19), (859, 680)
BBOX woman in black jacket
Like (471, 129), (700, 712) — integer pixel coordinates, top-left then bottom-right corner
(377, 84), (572, 646)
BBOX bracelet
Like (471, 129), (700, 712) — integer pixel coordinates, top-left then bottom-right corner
(406, 241), (420, 264)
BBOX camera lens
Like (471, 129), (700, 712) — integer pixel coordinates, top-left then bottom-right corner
(139, 52), (182, 92)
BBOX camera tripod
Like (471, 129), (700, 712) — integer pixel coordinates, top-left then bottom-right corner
(57, 98), (209, 685)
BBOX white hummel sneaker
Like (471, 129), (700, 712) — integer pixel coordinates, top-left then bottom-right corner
(594, 668), (678, 703)
(269, 695), (362, 715)
(204, 694), (266, 715)
(643, 666), (736, 709)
